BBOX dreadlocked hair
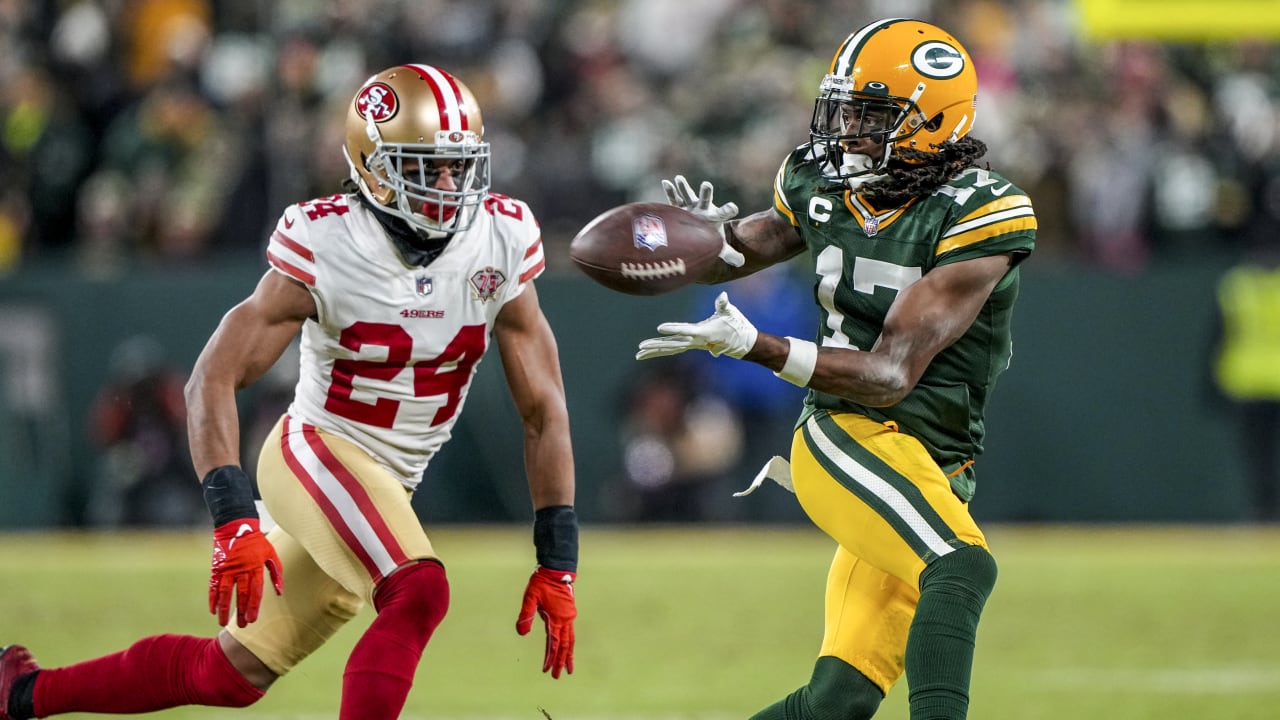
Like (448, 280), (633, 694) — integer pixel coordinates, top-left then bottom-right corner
(859, 136), (989, 207)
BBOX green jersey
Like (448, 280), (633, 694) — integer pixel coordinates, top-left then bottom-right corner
(773, 144), (1036, 500)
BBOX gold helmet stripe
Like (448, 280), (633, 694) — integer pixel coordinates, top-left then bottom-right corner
(403, 64), (471, 132)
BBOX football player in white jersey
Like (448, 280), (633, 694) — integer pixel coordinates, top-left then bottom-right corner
(1, 65), (578, 720)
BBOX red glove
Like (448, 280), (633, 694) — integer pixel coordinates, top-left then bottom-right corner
(209, 518), (283, 628)
(516, 566), (577, 678)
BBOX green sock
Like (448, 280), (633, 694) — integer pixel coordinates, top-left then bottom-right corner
(905, 546), (998, 720)
(751, 656), (883, 720)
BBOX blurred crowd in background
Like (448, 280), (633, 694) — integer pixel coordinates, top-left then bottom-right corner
(3, 0), (1280, 527)
(1, 0), (1278, 277)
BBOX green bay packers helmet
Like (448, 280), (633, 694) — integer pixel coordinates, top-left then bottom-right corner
(811, 18), (978, 178)
(343, 64), (490, 235)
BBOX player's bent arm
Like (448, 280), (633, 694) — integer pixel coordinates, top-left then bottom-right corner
(699, 209), (805, 284)
(186, 269), (316, 479)
(494, 283), (575, 510)
(744, 253), (1014, 406)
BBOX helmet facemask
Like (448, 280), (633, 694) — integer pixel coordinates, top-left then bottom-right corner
(810, 74), (928, 180)
(352, 114), (491, 236)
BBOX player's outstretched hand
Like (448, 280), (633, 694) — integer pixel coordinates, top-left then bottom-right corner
(661, 175), (745, 267)
(516, 566), (577, 678)
(636, 291), (759, 360)
(209, 518), (283, 628)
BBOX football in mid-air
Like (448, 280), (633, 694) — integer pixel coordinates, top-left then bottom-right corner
(569, 202), (723, 295)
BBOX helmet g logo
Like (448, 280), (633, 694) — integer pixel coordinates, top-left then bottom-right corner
(356, 82), (399, 122)
(911, 41), (965, 79)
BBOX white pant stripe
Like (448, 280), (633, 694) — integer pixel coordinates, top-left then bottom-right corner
(806, 415), (955, 559)
(283, 417), (399, 577)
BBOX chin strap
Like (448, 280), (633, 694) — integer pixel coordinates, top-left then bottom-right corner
(839, 153), (888, 191)
(811, 143), (886, 191)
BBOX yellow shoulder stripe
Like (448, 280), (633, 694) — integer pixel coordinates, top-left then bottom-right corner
(936, 197), (1036, 255)
(955, 195), (1033, 224)
(774, 163), (799, 226)
(936, 214), (1037, 255)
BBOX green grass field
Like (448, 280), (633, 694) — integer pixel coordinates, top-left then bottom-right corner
(2, 525), (1279, 719)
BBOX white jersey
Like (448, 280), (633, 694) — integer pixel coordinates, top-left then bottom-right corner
(264, 192), (545, 489)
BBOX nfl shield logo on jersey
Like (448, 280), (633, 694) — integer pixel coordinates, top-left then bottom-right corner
(632, 214), (668, 251)
(862, 215), (879, 237)
(416, 276), (433, 296)
(470, 267), (506, 302)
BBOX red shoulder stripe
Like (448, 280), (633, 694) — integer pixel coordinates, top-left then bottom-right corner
(519, 257), (546, 285)
(271, 230), (314, 262)
(267, 250), (316, 286)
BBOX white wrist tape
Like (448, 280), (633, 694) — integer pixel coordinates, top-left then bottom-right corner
(774, 337), (818, 387)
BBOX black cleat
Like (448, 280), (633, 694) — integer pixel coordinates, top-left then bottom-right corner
(0, 646), (39, 720)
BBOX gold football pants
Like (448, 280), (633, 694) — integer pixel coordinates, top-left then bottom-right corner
(227, 415), (438, 676)
(791, 410), (988, 693)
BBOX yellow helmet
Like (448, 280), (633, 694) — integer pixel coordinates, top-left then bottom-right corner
(810, 18), (978, 178)
(343, 64), (490, 235)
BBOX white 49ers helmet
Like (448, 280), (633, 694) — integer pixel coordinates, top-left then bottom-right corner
(343, 64), (490, 235)
(811, 18), (978, 178)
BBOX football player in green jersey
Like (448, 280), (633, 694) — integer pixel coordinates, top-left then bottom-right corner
(637, 17), (1035, 720)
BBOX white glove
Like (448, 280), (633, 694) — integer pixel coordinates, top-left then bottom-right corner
(636, 291), (759, 360)
(732, 456), (794, 496)
(661, 175), (745, 267)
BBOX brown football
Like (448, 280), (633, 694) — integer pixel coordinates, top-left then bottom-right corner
(569, 202), (723, 296)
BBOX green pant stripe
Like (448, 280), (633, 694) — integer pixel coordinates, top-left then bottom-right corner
(804, 413), (959, 561)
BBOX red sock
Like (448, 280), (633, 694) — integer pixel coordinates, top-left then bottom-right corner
(340, 560), (449, 720)
(33, 634), (262, 716)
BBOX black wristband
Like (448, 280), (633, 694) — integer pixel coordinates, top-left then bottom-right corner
(202, 465), (259, 527)
(533, 505), (578, 572)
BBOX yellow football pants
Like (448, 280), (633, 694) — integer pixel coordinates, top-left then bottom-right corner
(791, 410), (988, 692)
